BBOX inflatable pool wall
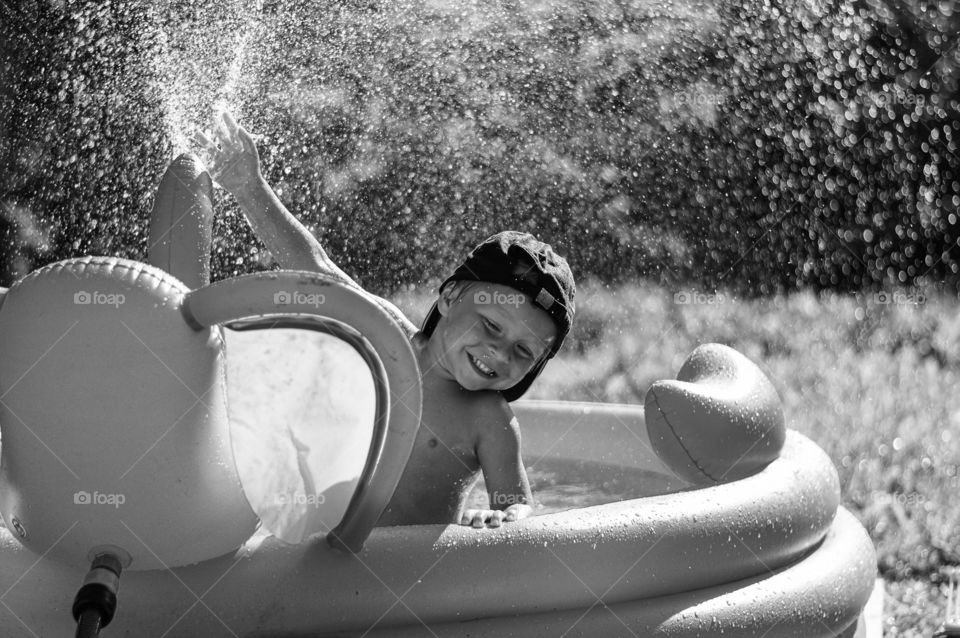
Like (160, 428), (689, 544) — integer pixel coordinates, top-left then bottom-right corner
(0, 252), (875, 636)
(0, 405), (874, 637)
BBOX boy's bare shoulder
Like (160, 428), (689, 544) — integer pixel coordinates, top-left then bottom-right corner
(427, 385), (517, 437)
(465, 391), (520, 440)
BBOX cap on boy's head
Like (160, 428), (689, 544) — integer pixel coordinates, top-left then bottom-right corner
(421, 230), (576, 401)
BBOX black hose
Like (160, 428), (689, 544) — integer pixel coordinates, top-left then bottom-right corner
(75, 608), (102, 638)
(72, 553), (122, 637)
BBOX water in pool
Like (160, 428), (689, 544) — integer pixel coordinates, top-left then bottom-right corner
(465, 457), (681, 515)
(0, 458), (677, 531)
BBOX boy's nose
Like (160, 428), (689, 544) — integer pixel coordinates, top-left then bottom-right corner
(485, 343), (508, 366)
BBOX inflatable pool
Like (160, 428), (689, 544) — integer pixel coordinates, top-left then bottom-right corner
(0, 252), (875, 636)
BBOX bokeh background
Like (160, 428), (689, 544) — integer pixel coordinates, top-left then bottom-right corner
(3, 0), (960, 634)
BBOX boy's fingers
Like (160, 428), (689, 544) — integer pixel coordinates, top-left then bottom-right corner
(460, 509), (511, 527)
(236, 126), (256, 153)
(504, 504), (530, 522)
(215, 116), (236, 149)
(223, 111), (239, 135)
(193, 130), (216, 150)
(223, 111), (245, 147)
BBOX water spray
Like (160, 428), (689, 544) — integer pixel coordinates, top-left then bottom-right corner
(934, 567), (960, 638)
(72, 548), (131, 638)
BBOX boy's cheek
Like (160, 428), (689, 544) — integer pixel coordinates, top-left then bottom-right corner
(502, 364), (531, 386)
(451, 321), (483, 344)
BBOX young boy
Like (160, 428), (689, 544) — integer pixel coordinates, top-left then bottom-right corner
(193, 112), (575, 528)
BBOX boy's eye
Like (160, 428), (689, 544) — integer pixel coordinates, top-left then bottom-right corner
(517, 345), (533, 359)
(483, 318), (501, 334)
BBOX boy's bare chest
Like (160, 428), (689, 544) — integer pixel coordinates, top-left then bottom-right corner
(415, 391), (480, 467)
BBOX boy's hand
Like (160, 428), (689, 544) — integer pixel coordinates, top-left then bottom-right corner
(459, 503), (532, 528)
(193, 111), (263, 199)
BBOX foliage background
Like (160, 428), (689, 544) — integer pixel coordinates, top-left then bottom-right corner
(3, 0), (960, 634)
(1, 0), (959, 294)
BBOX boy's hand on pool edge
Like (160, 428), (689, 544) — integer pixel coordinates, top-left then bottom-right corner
(459, 504), (532, 528)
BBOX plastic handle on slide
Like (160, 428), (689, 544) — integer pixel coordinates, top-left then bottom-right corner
(180, 271), (422, 553)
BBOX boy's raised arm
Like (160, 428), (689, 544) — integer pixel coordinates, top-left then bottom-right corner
(195, 113), (420, 337)
(195, 112), (355, 285)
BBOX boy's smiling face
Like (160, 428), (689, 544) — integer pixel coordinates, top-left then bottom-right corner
(428, 281), (557, 392)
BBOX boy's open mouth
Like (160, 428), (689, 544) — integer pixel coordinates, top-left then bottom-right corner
(468, 353), (497, 378)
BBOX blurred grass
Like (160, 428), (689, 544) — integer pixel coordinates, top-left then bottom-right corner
(393, 279), (960, 637)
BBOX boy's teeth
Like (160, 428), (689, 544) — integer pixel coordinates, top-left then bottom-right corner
(472, 355), (494, 375)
